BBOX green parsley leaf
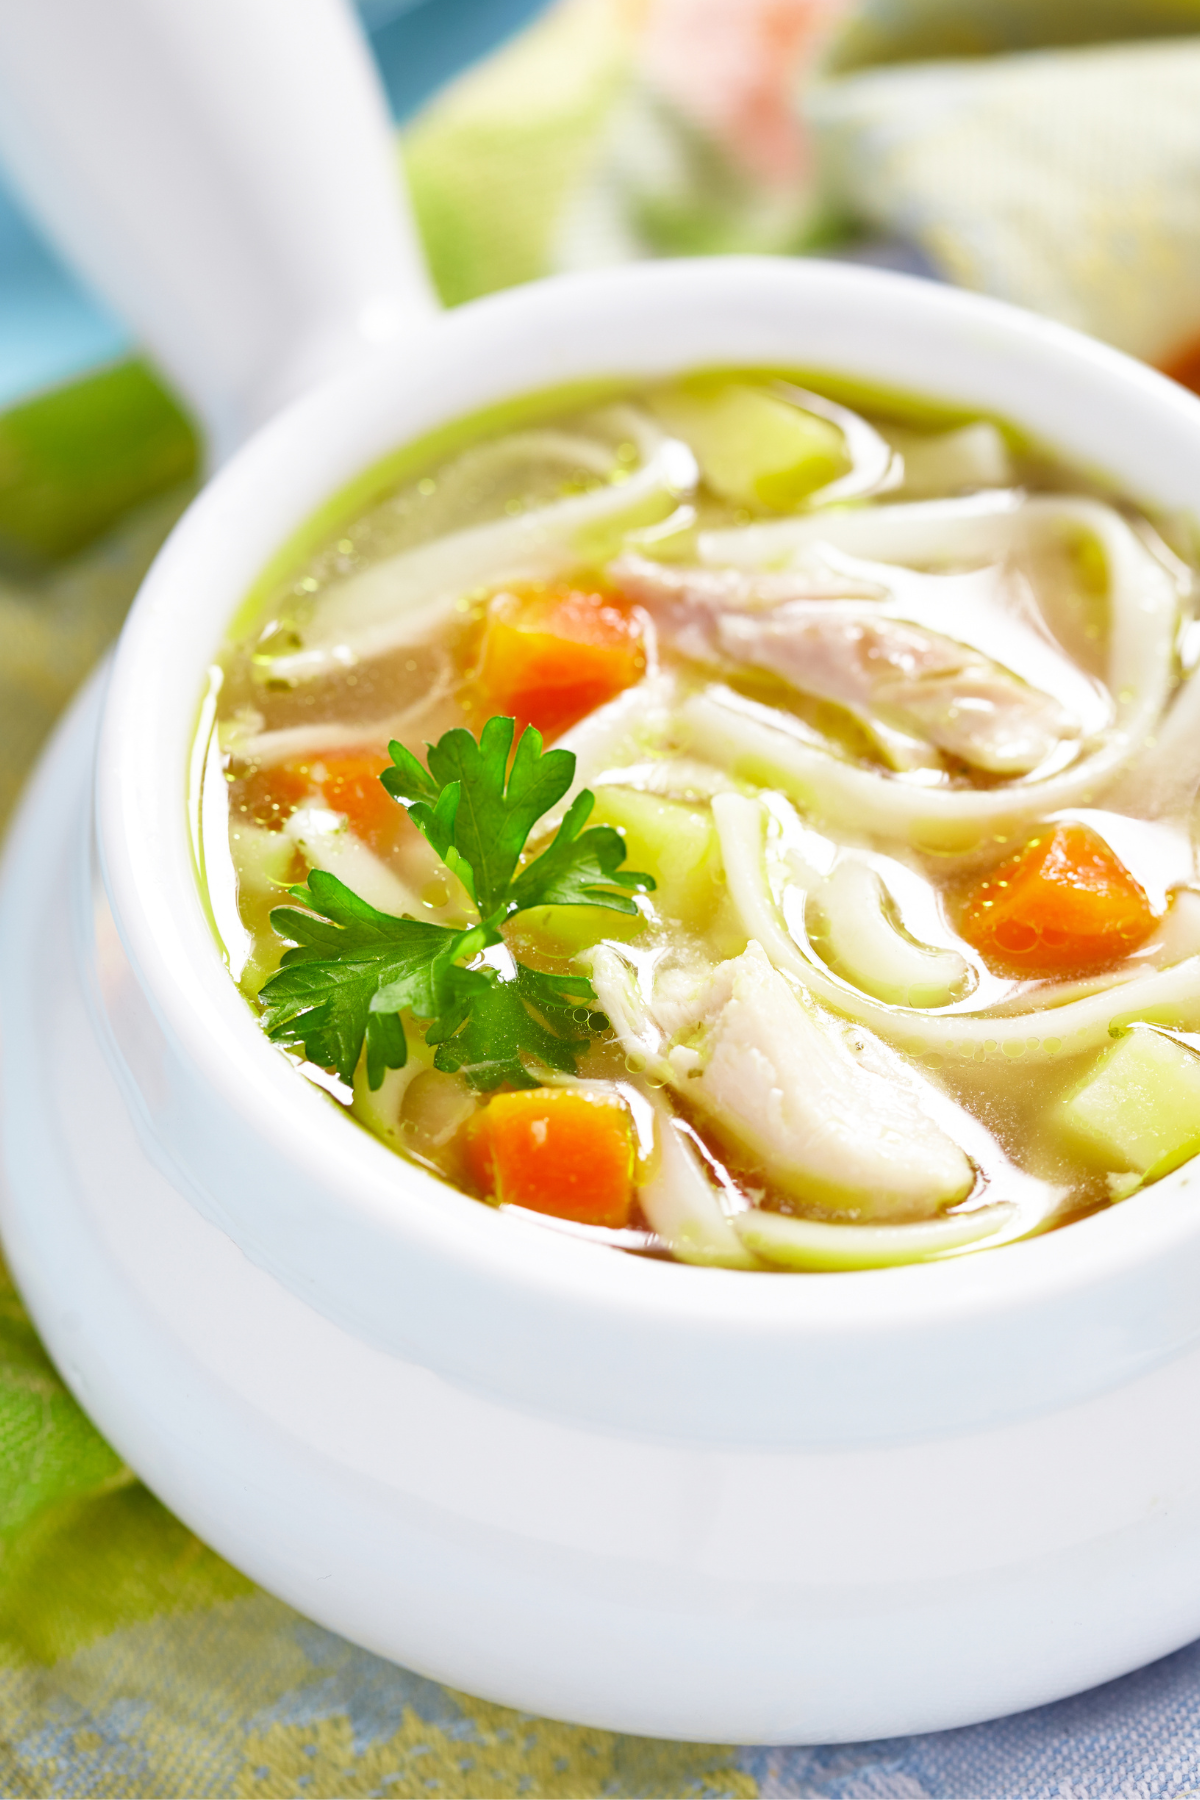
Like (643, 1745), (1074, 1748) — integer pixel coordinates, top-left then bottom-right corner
(379, 739), (441, 806)
(382, 717), (577, 919)
(260, 870), (468, 1087)
(263, 716), (654, 1095)
(427, 961), (607, 1091)
(509, 790), (652, 915)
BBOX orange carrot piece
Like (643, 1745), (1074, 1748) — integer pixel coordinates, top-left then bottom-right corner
(228, 747), (408, 854)
(959, 822), (1156, 976)
(464, 1087), (636, 1228)
(227, 762), (311, 831)
(315, 749), (407, 855)
(476, 581), (645, 739)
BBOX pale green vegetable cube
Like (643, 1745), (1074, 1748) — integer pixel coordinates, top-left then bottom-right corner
(650, 380), (850, 511)
(1057, 1029), (1200, 1181)
(590, 786), (721, 930)
(527, 787), (720, 953)
(892, 422), (1012, 498)
(352, 1056), (423, 1149)
(230, 822), (297, 897)
(521, 900), (645, 956)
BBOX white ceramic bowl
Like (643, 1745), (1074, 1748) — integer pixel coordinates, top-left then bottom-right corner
(6, 257), (1200, 1743)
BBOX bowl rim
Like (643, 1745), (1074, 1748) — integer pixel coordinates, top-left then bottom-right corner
(93, 254), (1200, 1376)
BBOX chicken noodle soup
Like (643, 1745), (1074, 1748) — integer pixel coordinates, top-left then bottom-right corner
(194, 372), (1200, 1271)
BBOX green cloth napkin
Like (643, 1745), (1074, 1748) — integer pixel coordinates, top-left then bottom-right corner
(5, 3), (1200, 1792)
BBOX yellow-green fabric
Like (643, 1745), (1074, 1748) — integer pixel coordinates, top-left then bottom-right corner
(5, 3), (1200, 1794)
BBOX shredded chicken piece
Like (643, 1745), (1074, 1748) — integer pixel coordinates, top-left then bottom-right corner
(720, 604), (1077, 774)
(591, 941), (974, 1219)
(612, 553), (1080, 775)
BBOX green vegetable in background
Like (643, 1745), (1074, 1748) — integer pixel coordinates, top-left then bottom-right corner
(259, 716), (652, 1092)
(0, 360), (196, 571)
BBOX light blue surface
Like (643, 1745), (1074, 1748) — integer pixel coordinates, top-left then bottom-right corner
(369, 0), (553, 119)
(0, 0), (549, 410)
(735, 1642), (1200, 1796)
(0, 171), (128, 408)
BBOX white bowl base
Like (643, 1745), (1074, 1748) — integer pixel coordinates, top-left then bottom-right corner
(6, 678), (1200, 1745)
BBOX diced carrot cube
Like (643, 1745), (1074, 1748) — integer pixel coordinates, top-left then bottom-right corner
(227, 762), (312, 830)
(227, 747), (409, 854)
(476, 581), (645, 739)
(315, 749), (407, 855)
(463, 1087), (635, 1228)
(959, 822), (1156, 976)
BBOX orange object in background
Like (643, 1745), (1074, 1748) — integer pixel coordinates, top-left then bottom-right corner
(464, 1086), (636, 1228)
(643, 0), (849, 187)
(959, 822), (1156, 977)
(475, 581), (645, 740)
(1162, 335), (1200, 397)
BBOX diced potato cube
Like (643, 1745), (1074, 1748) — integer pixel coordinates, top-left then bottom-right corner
(519, 788), (722, 953)
(892, 422), (1012, 498)
(589, 786), (721, 930)
(229, 821), (297, 896)
(519, 900), (645, 956)
(650, 380), (850, 511)
(1056, 1028), (1200, 1182)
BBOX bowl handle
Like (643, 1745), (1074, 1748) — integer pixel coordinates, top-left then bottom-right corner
(0, 0), (440, 461)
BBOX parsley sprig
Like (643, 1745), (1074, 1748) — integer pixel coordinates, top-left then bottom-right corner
(259, 717), (652, 1092)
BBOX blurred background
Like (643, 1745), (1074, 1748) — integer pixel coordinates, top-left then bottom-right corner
(4, 0), (1200, 826)
(4, 0), (1200, 550)
(4, 4), (1200, 847)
